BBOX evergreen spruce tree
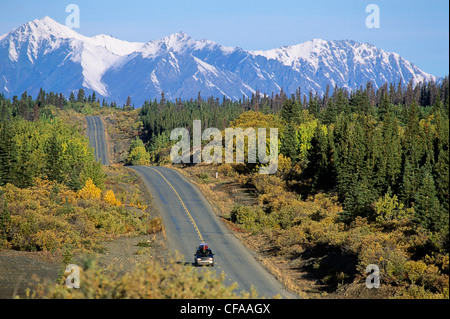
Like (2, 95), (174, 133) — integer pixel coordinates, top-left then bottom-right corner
(77, 89), (85, 103)
(405, 80), (414, 106)
(333, 88), (350, 114)
(16, 134), (34, 188)
(376, 110), (402, 194)
(378, 92), (391, 121)
(332, 114), (351, 200)
(0, 121), (18, 187)
(401, 158), (419, 207)
(0, 99), (11, 121)
(307, 92), (319, 117)
(343, 175), (374, 218)
(333, 114), (377, 215)
(389, 82), (396, 104)
(320, 99), (338, 125)
(69, 92), (76, 103)
(401, 100), (425, 205)
(281, 121), (299, 161)
(431, 104), (450, 214)
(414, 170), (445, 232)
(18, 91), (28, 118)
(37, 88), (46, 106)
(67, 167), (83, 190)
(304, 124), (334, 191)
(280, 99), (301, 124)
(434, 147), (449, 214)
(45, 131), (65, 183)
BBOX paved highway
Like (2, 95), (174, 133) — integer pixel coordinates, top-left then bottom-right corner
(86, 116), (296, 298)
(86, 116), (109, 165)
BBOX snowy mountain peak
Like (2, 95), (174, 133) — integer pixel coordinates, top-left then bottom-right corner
(2, 16), (80, 63)
(166, 31), (191, 42)
(0, 17), (439, 105)
(160, 31), (194, 51)
(0, 17), (146, 96)
(140, 31), (222, 57)
(252, 38), (335, 69)
(251, 38), (435, 87)
(33, 16), (68, 30)
(17, 16), (82, 41)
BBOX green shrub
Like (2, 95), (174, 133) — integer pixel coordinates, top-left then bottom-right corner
(127, 137), (150, 165)
(229, 204), (277, 232)
(196, 172), (210, 184)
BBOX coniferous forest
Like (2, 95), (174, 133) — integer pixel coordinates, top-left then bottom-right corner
(0, 77), (449, 298)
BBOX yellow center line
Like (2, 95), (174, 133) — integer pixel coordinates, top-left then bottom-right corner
(149, 166), (204, 243)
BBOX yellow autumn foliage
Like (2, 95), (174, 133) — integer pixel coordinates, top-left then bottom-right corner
(0, 177), (159, 252)
(78, 178), (101, 199)
(104, 189), (122, 206)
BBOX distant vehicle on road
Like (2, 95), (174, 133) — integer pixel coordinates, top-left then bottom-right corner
(194, 243), (214, 267)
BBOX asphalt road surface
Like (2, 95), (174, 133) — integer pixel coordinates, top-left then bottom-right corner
(86, 116), (109, 165)
(86, 116), (296, 298)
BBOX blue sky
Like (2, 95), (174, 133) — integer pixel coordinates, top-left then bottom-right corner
(0, 0), (448, 77)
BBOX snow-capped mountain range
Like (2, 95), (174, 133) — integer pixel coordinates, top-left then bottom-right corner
(0, 16), (437, 105)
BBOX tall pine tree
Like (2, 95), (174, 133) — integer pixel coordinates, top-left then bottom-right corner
(414, 170), (445, 232)
(0, 121), (18, 186)
(281, 121), (299, 161)
(45, 131), (65, 183)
